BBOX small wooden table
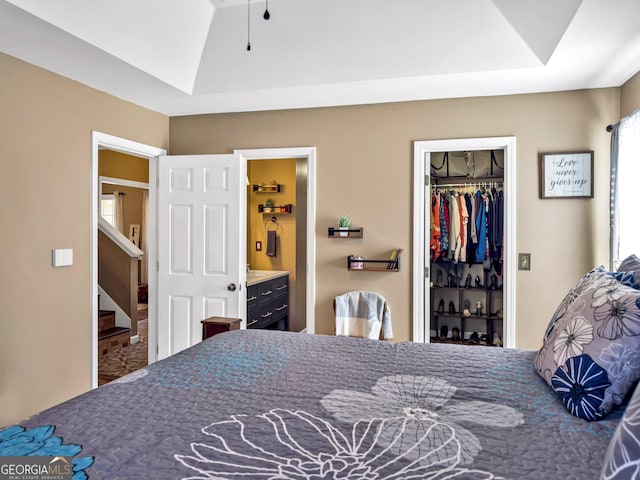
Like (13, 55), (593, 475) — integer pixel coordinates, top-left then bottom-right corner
(201, 316), (241, 340)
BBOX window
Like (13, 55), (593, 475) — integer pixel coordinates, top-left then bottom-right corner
(100, 194), (115, 227)
(611, 110), (640, 268)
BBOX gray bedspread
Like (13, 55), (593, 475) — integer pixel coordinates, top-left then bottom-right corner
(14, 329), (621, 479)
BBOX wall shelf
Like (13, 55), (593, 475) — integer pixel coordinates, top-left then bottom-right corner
(253, 184), (281, 193)
(328, 227), (364, 238)
(259, 204), (292, 214)
(347, 250), (401, 272)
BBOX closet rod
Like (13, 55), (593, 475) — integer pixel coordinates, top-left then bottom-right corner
(432, 182), (503, 189)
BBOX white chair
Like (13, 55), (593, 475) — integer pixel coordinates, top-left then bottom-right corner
(333, 291), (393, 340)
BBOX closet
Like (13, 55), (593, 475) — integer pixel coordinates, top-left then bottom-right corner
(429, 150), (505, 347)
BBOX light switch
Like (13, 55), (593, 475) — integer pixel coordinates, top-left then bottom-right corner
(518, 253), (531, 271)
(52, 248), (73, 267)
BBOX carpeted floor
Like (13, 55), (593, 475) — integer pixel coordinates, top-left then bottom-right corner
(97, 305), (148, 386)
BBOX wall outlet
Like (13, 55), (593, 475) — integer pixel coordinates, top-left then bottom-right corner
(518, 253), (531, 270)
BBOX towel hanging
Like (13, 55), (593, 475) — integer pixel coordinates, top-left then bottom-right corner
(265, 217), (279, 257)
(266, 230), (277, 257)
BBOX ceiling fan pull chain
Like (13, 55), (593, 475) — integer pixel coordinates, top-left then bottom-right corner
(264, 0), (271, 20)
(246, 0), (251, 51)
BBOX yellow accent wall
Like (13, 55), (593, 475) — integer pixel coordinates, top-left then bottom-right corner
(99, 150), (149, 183)
(247, 159), (298, 328)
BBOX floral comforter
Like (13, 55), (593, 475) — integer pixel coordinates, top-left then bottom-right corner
(15, 329), (621, 479)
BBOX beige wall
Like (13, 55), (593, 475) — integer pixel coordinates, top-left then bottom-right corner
(0, 52), (169, 426)
(620, 70), (640, 117)
(170, 88), (620, 349)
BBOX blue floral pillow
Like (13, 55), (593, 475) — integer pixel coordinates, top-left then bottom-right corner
(600, 383), (640, 478)
(535, 270), (640, 421)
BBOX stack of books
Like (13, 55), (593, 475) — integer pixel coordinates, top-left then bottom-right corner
(387, 248), (403, 270)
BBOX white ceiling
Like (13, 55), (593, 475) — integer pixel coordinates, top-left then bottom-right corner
(1, 0), (640, 116)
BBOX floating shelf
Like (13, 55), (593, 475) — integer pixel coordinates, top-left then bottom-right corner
(253, 184), (282, 193)
(328, 227), (364, 238)
(347, 251), (401, 272)
(259, 204), (292, 214)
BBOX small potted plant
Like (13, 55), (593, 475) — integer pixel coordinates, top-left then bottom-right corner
(338, 213), (351, 237)
(264, 198), (274, 213)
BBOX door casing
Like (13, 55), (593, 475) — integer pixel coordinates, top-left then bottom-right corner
(235, 147), (317, 335)
(412, 137), (516, 347)
(91, 131), (167, 388)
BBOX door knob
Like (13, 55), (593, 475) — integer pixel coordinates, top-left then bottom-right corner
(227, 283), (237, 292)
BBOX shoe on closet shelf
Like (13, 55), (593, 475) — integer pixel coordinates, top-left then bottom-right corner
(437, 299), (445, 314)
(439, 325), (449, 342)
(436, 269), (443, 287)
(475, 275), (482, 289)
(448, 301), (456, 314)
(464, 274), (472, 288)
(463, 299), (471, 317)
(451, 327), (461, 342)
(490, 274), (498, 290)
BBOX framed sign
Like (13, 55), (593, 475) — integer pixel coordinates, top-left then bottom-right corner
(128, 224), (141, 248)
(539, 151), (594, 199)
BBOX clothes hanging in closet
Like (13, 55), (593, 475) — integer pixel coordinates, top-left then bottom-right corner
(430, 186), (504, 272)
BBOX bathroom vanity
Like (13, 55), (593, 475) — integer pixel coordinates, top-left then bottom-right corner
(246, 270), (289, 331)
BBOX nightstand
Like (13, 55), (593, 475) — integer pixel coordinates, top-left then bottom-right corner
(201, 316), (241, 340)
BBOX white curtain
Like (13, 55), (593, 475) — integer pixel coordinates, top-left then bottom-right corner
(140, 190), (149, 285)
(113, 191), (125, 234)
(611, 109), (640, 268)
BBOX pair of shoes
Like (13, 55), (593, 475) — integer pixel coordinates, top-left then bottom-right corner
(475, 275), (482, 288)
(464, 274), (472, 288)
(437, 299), (445, 314)
(468, 332), (479, 344)
(448, 301), (456, 314)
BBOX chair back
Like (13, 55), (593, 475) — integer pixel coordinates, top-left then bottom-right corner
(333, 290), (392, 340)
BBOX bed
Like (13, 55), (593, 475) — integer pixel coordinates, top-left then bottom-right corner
(3, 325), (635, 480)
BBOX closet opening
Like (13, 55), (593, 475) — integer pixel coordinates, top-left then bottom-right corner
(429, 151), (504, 347)
(412, 137), (516, 348)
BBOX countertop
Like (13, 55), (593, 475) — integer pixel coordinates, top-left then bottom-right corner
(246, 270), (289, 286)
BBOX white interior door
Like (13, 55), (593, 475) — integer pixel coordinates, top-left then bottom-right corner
(157, 154), (246, 358)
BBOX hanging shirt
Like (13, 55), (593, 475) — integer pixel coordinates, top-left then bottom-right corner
(430, 193), (441, 259)
(475, 191), (487, 263)
(460, 194), (469, 263)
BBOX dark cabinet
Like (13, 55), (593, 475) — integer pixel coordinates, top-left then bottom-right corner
(247, 274), (289, 331)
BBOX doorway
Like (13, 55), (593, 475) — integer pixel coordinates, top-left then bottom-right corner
(236, 147), (316, 334)
(91, 131), (166, 388)
(412, 137), (516, 347)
